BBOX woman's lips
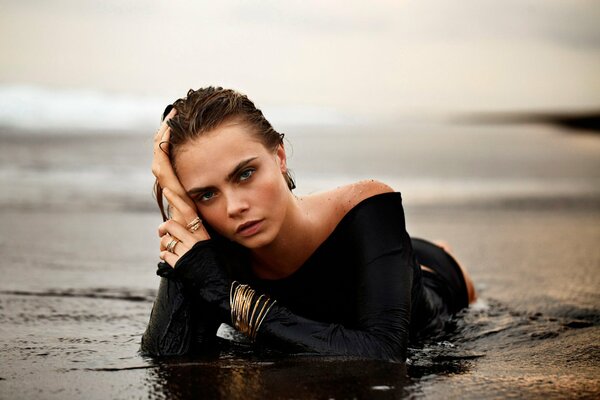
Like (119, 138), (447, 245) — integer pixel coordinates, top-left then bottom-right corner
(236, 219), (264, 237)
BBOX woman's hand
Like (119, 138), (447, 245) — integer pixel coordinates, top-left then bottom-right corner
(152, 107), (196, 224)
(159, 188), (211, 268)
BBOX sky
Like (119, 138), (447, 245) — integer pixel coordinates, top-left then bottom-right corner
(0, 0), (599, 126)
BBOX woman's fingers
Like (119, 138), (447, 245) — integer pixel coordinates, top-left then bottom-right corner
(163, 187), (195, 220)
(153, 108), (176, 143)
(159, 129), (193, 205)
(163, 189), (209, 237)
(157, 216), (209, 267)
(152, 127), (187, 197)
(151, 107), (182, 190)
(159, 250), (179, 268)
(158, 222), (189, 269)
(159, 233), (190, 254)
(163, 186), (192, 225)
(158, 219), (195, 245)
(150, 109), (196, 212)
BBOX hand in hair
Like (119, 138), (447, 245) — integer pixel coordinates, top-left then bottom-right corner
(152, 107), (197, 225)
(158, 188), (210, 268)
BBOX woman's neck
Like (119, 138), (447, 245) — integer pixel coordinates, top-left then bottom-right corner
(249, 194), (321, 280)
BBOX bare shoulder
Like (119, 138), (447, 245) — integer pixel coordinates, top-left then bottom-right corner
(299, 180), (395, 242)
(336, 179), (394, 209)
(308, 179), (394, 217)
(344, 179), (395, 206)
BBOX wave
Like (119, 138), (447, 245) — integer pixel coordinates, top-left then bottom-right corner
(0, 84), (356, 133)
(0, 85), (166, 132)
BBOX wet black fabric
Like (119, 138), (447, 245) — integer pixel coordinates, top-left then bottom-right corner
(141, 192), (468, 362)
(412, 238), (469, 314)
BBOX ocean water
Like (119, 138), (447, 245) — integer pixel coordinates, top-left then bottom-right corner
(0, 116), (599, 398)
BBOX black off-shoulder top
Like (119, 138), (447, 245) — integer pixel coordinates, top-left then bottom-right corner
(141, 192), (467, 362)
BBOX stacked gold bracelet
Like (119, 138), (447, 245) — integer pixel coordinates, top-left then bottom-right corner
(230, 281), (277, 341)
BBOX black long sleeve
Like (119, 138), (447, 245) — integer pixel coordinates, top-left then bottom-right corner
(140, 263), (221, 356)
(141, 193), (424, 362)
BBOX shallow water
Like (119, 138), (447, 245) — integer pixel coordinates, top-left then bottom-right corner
(1, 122), (598, 398)
(1, 287), (597, 399)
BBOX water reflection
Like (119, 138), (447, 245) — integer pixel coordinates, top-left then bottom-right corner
(138, 298), (597, 399)
(146, 355), (412, 399)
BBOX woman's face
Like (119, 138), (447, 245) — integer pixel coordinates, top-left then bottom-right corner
(174, 120), (290, 249)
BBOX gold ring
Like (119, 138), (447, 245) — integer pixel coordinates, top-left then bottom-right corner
(186, 217), (202, 233)
(166, 237), (179, 253)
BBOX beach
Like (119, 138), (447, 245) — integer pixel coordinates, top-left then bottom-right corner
(0, 120), (599, 398)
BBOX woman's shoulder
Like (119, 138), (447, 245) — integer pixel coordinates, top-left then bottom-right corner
(308, 181), (406, 262)
(303, 180), (397, 234)
(331, 179), (396, 215)
(337, 180), (404, 224)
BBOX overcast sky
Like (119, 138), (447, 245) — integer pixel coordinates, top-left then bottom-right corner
(1, 0), (599, 120)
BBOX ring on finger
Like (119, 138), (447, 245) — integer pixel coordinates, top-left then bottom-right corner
(166, 237), (180, 253)
(186, 217), (202, 233)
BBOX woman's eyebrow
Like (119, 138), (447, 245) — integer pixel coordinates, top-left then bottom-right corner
(226, 157), (258, 182)
(186, 157), (258, 197)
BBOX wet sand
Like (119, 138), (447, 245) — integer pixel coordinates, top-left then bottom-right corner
(0, 121), (599, 398)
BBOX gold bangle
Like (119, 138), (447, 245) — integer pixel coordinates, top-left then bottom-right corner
(240, 286), (254, 333)
(232, 283), (246, 331)
(231, 282), (255, 333)
(249, 297), (268, 339)
(229, 281), (276, 341)
(252, 298), (277, 340)
(248, 294), (266, 336)
(230, 281), (242, 330)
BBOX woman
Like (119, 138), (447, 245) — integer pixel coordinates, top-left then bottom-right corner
(141, 87), (476, 362)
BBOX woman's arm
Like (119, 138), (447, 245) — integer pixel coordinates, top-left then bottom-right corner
(143, 109), (221, 356)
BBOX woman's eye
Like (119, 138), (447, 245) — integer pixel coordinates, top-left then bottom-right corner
(239, 168), (255, 181)
(199, 191), (215, 202)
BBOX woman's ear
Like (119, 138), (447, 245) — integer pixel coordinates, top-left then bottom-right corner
(276, 143), (287, 173)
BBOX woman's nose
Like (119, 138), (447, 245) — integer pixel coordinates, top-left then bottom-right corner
(226, 192), (250, 217)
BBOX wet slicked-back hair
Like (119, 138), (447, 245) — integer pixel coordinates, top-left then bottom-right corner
(154, 86), (295, 221)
